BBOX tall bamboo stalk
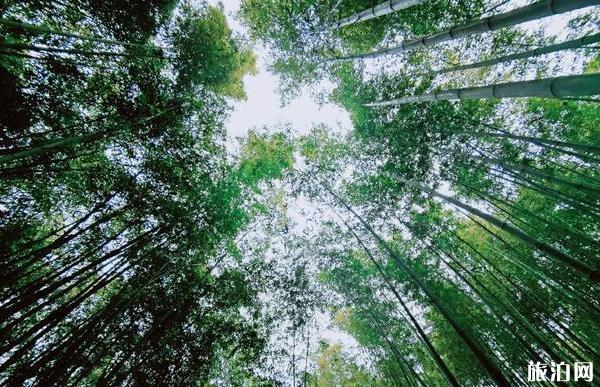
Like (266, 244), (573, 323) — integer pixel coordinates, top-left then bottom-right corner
(0, 18), (157, 50)
(366, 311), (427, 387)
(428, 33), (600, 75)
(474, 154), (600, 196)
(456, 129), (600, 155)
(0, 111), (168, 165)
(340, 216), (461, 387)
(364, 73), (600, 106)
(321, 0), (425, 30)
(331, 0), (600, 61)
(0, 42), (164, 58)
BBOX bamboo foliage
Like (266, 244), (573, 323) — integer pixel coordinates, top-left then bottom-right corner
(2, 0), (600, 384)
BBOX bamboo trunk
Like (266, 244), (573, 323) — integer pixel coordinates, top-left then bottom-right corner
(332, 0), (600, 61)
(366, 312), (427, 387)
(347, 224), (461, 387)
(0, 262), (129, 371)
(462, 208), (600, 316)
(475, 155), (600, 196)
(0, 111), (168, 165)
(365, 73), (600, 106)
(20, 261), (171, 384)
(417, 231), (568, 364)
(0, 42), (159, 58)
(429, 33), (600, 75)
(0, 18), (155, 50)
(322, 0), (425, 30)
(0, 132), (104, 164)
(458, 129), (600, 155)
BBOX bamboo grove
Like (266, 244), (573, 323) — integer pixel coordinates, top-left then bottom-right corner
(240, 0), (600, 385)
(1, 0), (600, 386)
(0, 0), (302, 384)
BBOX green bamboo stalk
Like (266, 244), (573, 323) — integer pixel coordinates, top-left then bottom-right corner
(416, 230), (573, 364)
(342, 218), (461, 387)
(331, 0), (600, 62)
(0, 111), (167, 165)
(0, 18), (157, 50)
(429, 33), (600, 75)
(366, 312), (427, 387)
(475, 155), (600, 196)
(457, 129), (600, 155)
(364, 73), (600, 106)
(0, 42), (163, 58)
(321, 0), (425, 30)
(0, 132), (104, 165)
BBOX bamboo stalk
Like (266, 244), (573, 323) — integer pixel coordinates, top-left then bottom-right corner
(457, 129), (600, 155)
(396, 177), (599, 282)
(0, 42), (163, 58)
(0, 18), (157, 50)
(321, 0), (425, 30)
(429, 33), (600, 75)
(344, 222), (461, 387)
(364, 73), (600, 106)
(321, 180), (512, 386)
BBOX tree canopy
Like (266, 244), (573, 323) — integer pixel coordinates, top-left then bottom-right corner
(1, 0), (599, 385)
